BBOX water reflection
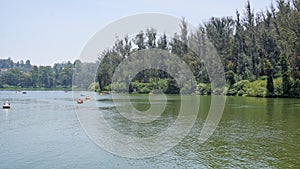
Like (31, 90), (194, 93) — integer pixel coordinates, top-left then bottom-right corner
(2, 108), (9, 121)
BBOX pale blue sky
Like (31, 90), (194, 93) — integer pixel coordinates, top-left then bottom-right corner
(0, 0), (273, 65)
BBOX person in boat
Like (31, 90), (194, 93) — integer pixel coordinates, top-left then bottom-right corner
(3, 101), (10, 109)
(77, 99), (83, 104)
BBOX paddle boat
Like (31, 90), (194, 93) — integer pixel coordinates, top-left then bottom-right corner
(77, 99), (83, 104)
(2, 101), (10, 109)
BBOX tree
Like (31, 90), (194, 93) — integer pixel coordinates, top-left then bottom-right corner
(169, 18), (190, 57)
(226, 70), (236, 87)
(134, 31), (146, 50)
(264, 59), (274, 96)
(180, 18), (188, 54)
(2, 68), (22, 86)
(97, 49), (123, 91)
(30, 65), (39, 88)
(157, 33), (168, 50)
(58, 64), (73, 86)
(279, 54), (290, 97)
(146, 28), (157, 48)
(39, 66), (54, 88)
(25, 59), (32, 71)
(244, 0), (259, 79)
(205, 16), (234, 72)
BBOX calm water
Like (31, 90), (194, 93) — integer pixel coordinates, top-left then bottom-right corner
(0, 91), (299, 168)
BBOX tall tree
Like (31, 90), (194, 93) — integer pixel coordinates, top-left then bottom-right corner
(264, 59), (274, 96)
(30, 66), (39, 88)
(157, 33), (168, 50)
(146, 28), (157, 48)
(280, 54), (290, 97)
(134, 31), (146, 50)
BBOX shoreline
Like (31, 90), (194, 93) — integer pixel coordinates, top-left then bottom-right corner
(0, 88), (299, 99)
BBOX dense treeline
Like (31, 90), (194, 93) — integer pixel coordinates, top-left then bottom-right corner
(97, 0), (300, 97)
(0, 58), (97, 90)
(0, 58), (32, 72)
(0, 58), (73, 89)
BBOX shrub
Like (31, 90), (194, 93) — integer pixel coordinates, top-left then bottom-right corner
(247, 79), (267, 97)
(140, 87), (151, 94)
(196, 83), (211, 95)
(230, 80), (250, 96)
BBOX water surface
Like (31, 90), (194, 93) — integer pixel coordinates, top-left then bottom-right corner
(0, 91), (299, 168)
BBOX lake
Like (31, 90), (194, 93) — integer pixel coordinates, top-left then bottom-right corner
(0, 91), (299, 168)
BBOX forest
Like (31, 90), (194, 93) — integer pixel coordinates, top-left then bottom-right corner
(96, 0), (300, 98)
(0, 58), (98, 90)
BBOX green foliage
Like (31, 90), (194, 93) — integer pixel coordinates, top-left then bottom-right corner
(226, 70), (236, 87)
(279, 54), (291, 97)
(274, 77), (283, 96)
(130, 81), (152, 94)
(73, 60), (99, 90)
(196, 83), (211, 95)
(92, 1), (300, 97)
(227, 77), (287, 97)
(227, 80), (250, 96)
(264, 59), (274, 96)
(165, 79), (180, 94)
(88, 82), (100, 92)
(246, 79), (267, 97)
(0, 58), (31, 72)
(157, 79), (168, 92)
(290, 79), (300, 98)
(112, 82), (127, 93)
(0, 59), (97, 90)
(103, 84), (111, 92)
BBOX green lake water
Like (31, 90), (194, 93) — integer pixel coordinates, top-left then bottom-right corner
(0, 91), (299, 168)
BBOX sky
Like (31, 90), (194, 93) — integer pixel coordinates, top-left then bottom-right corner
(0, 0), (274, 66)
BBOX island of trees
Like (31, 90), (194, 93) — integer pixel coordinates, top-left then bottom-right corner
(1, 0), (299, 98)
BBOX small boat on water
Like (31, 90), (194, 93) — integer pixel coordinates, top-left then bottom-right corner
(77, 99), (83, 104)
(22, 91), (27, 94)
(85, 96), (91, 100)
(2, 101), (10, 109)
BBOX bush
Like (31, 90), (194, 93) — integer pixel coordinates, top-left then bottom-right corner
(157, 79), (168, 92)
(111, 82), (127, 93)
(246, 79), (267, 97)
(196, 83), (211, 95)
(229, 80), (250, 96)
(88, 82), (100, 92)
(140, 86), (151, 94)
(104, 84), (111, 92)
